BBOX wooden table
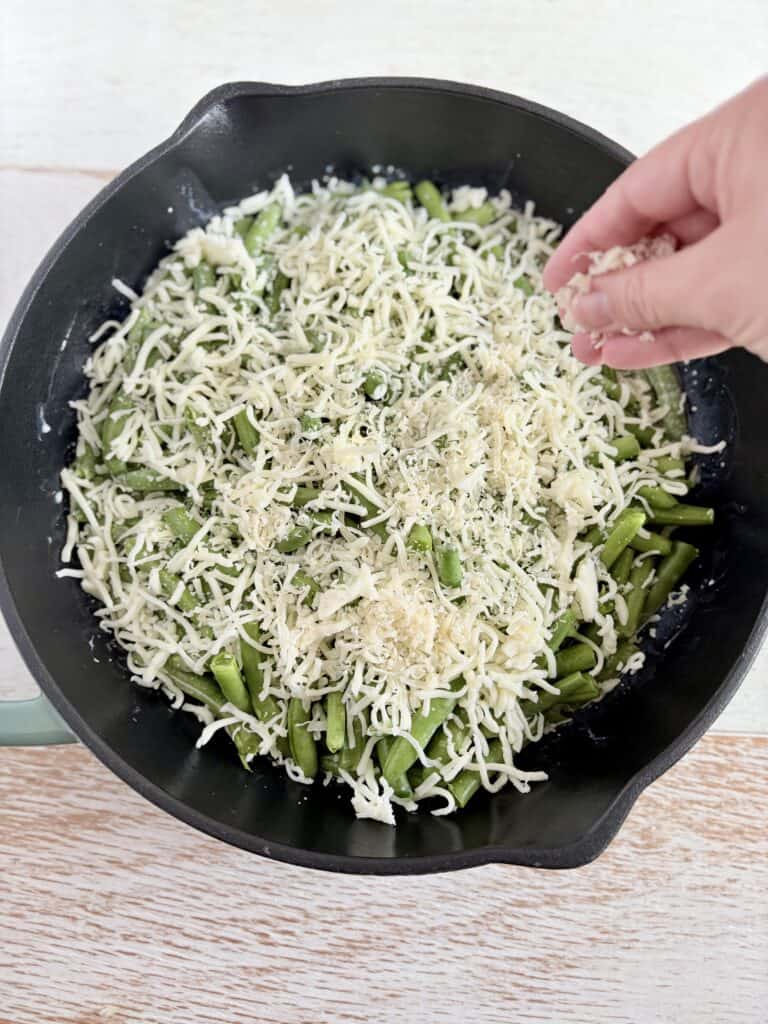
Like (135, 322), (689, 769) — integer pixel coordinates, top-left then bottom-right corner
(2, 3), (767, 1020)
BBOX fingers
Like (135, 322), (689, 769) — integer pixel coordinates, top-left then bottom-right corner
(567, 224), (733, 333)
(665, 208), (719, 246)
(543, 118), (710, 293)
(571, 327), (731, 369)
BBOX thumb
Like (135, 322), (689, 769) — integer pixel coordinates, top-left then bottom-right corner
(569, 227), (732, 334)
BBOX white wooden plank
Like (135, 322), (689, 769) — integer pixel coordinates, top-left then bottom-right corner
(2, 167), (767, 733)
(4, 0), (768, 170)
(0, 736), (766, 1024)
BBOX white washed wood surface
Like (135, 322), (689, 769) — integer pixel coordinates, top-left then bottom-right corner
(0, 736), (766, 1024)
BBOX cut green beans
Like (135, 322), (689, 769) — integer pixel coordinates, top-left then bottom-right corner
(609, 435), (641, 462)
(210, 652), (252, 713)
(548, 609), (578, 652)
(414, 180), (450, 221)
(454, 202), (495, 225)
(162, 506), (201, 544)
(115, 469), (182, 492)
(600, 508), (646, 568)
(379, 180), (413, 204)
(233, 409), (259, 454)
(647, 505), (714, 527)
(291, 570), (319, 605)
(448, 739), (503, 809)
(630, 530), (673, 556)
(621, 557), (656, 637)
(643, 541), (699, 620)
(437, 547), (463, 588)
(325, 692), (345, 754)
(268, 271), (290, 315)
(513, 275), (534, 296)
(158, 569), (197, 612)
(239, 623), (282, 723)
(611, 547), (634, 586)
(655, 455), (686, 476)
(244, 202), (281, 256)
(193, 261), (216, 293)
(555, 643), (597, 677)
(339, 716), (367, 775)
(646, 366), (687, 440)
(601, 367), (621, 400)
(287, 698), (318, 780)
(300, 412), (323, 434)
(407, 524), (433, 552)
(382, 679), (463, 786)
(363, 369), (388, 400)
(233, 216), (253, 240)
(292, 485), (321, 507)
(164, 658), (259, 770)
(637, 485), (678, 509)
(102, 391), (133, 475)
(521, 672), (599, 718)
(276, 525), (312, 553)
(626, 424), (658, 447)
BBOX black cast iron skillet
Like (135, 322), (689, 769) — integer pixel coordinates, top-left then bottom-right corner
(1, 78), (767, 874)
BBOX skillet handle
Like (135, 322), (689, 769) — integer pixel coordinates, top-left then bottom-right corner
(0, 693), (75, 746)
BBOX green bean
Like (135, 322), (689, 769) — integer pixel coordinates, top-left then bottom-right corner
(239, 623), (282, 723)
(164, 658), (259, 769)
(397, 249), (411, 272)
(375, 735), (393, 769)
(655, 455), (686, 476)
(548, 608), (579, 652)
(306, 328), (325, 352)
(339, 715), (367, 774)
(410, 717), (471, 789)
(102, 391), (133, 475)
(448, 739), (503, 809)
(555, 643), (597, 677)
(268, 271), (290, 315)
(115, 469), (183, 492)
(414, 180), (450, 222)
(646, 366), (687, 440)
(325, 692), (345, 754)
(320, 754), (341, 776)
(372, 731), (411, 797)
(193, 261), (216, 294)
(407, 524), (433, 552)
(363, 369), (388, 400)
(158, 569), (197, 612)
(439, 351), (464, 381)
(183, 406), (209, 447)
(514, 275), (534, 296)
(276, 525), (312, 553)
(638, 485), (678, 509)
(608, 435), (641, 462)
(620, 557), (656, 637)
(382, 679), (463, 786)
(162, 506), (201, 544)
(73, 442), (99, 480)
(379, 180), (413, 204)
(626, 424), (658, 447)
(292, 485), (321, 508)
(648, 505), (714, 527)
(453, 202), (495, 226)
(343, 476), (387, 538)
(521, 672), (599, 717)
(584, 525), (605, 547)
(630, 530), (673, 556)
(244, 202), (281, 256)
(300, 413), (323, 434)
(287, 697), (318, 780)
(643, 541), (699, 620)
(611, 547), (634, 586)
(600, 508), (646, 568)
(233, 216), (253, 240)
(437, 547), (463, 588)
(599, 641), (638, 681)
(124, 309), (158, 370)
(291, 570), (319, 606)
(233, 409), (259, 454)
(600, 367), (621, 401)
(209, 652), (251, 714)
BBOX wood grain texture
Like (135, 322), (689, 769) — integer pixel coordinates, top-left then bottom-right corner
(0, 735), (766, 1024)
(4, 0), (768, 169)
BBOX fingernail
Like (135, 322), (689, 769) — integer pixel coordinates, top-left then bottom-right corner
(573, 290), (612, 329)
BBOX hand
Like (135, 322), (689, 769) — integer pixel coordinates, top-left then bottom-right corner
(543, 76), (768, 369)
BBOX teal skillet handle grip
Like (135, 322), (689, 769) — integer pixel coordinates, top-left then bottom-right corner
(0, 693), (76, 746)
